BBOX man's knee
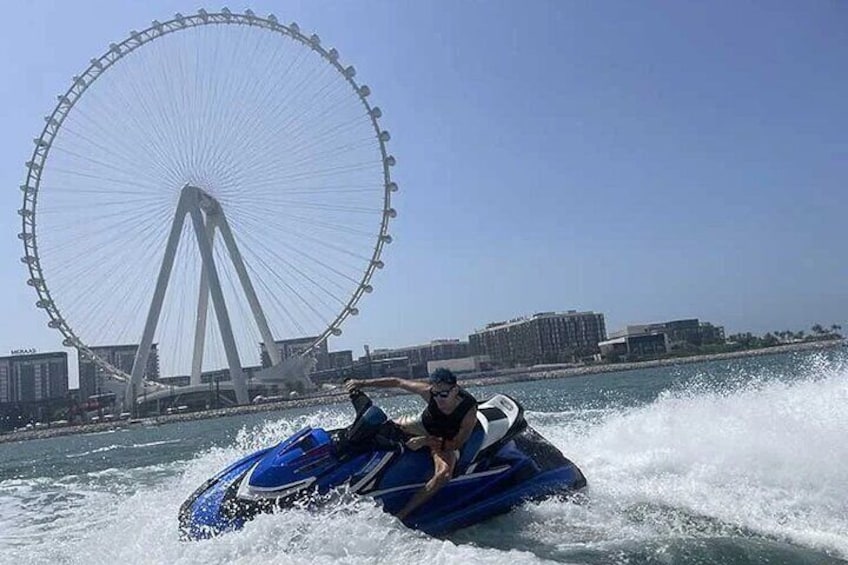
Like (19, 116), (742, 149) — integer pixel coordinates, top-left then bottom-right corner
(395, 415), (426, 437)
(430, 468), (451, 488)
(432, 456), (455, 486)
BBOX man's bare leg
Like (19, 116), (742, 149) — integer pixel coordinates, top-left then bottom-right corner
(396, 448), (456, 522)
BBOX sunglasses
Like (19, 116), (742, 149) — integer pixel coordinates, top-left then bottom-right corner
(430, 386), (454, 398)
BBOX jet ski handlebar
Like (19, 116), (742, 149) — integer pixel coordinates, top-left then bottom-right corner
(333, 389), (407, 455)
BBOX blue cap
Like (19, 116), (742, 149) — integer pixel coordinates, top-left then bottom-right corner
(428, 368), (457, 386)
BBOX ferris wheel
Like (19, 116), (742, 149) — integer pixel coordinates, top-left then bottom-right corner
(19, 9), (397, 405)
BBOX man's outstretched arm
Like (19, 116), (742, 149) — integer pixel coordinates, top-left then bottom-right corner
(345, 377), (430, 401)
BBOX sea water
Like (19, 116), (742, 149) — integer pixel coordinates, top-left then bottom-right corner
(1, 349), (846, 564)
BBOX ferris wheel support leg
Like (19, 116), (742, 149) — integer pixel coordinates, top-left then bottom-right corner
(126, 189), (192, 408)
(188, 204), (249, 405)
(214, 209), (281, 367)
(190, 218), (217, 386)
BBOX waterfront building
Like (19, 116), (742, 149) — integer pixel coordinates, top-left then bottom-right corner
(326, 350), (354, 370)
(194, 365), (263, 384)
(609, 319), (725, 348)
(697, 322), (725, 345)
(469, 311), (607, 366)
(598, 333), (669, 361)
(157, 375), (191, 387)
(0, 351), (69, 404)
(78, 344), (160, 400)
(359, 339), (471, 378)
(260, 337), (330, 368)
(426, 355), (492, 376)
(0, 351), (69, 431)
(310, 355), (412, 385)
(368, 339), (471, 374)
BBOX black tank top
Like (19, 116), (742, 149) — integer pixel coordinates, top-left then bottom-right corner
(421, 389), (477, 439)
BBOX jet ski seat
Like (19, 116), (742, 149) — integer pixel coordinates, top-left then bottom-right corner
(456, 398), (525, 475)
(455, 423), (485, 474)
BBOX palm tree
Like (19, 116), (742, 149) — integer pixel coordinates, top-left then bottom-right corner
(831, 324), (843, 338)
(811, 324), (825, 336)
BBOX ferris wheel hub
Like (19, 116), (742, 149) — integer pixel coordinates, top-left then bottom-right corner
(187, 185), (221, 214)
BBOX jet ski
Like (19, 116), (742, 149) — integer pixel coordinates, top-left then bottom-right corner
(179, 390), (586, 540)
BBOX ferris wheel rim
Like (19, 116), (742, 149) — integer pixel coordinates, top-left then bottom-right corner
(19, 8), (397, 381)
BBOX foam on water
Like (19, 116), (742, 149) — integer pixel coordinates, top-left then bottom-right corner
(2, 353), (847, 564)
(511, 354), (848, 561)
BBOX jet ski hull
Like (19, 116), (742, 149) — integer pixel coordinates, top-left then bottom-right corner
(179, 394), (586, 540)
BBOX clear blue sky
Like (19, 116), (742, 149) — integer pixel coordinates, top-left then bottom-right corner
(1, 1), (846, 379)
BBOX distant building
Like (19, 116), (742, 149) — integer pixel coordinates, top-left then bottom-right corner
(369, 339), (471, 366)
(0, 351), (69, 431)
(598, 333), (668, 361)
(661, 319), (703, 346)
(326, 350), (354, 370)
(469, 311), (607, 366)
(697, 322), (725, 345)
(310, 355), (412, 385)
(78, 344), (160, 399)
(427, 356), (492, 376)
(0, 351), (69, 404)
(609, 325), (653, 339)
(610, 319), (725, 349)
(194, 365), (263, 384)
(156, 375), (191, 387)
(260, 337), (329, 369)
(362, 339), (470, 377)
(366, 356), (412, 379)
(149, 366), (262, 387)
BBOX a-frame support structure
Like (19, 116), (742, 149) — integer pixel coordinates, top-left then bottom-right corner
(126, 185), (282, 406)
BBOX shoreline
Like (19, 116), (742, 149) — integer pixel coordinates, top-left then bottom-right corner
(1, 339), (843, 446)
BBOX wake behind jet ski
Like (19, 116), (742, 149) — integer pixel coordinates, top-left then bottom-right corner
(179, 389), (586, 540)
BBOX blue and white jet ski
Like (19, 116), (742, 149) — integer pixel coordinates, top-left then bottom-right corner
(179, 390), (586, 540)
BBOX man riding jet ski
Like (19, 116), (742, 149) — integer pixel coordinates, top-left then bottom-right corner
(179, 383), (586, 540)
(345, 369), (482, 522)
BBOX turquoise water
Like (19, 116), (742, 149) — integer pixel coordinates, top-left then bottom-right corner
(1, 349), (846, 564)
